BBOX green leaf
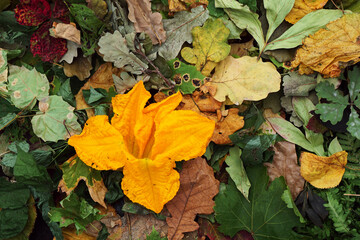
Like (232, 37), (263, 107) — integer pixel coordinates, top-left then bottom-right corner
(347, 108), (360, 140)
(315, 81), (348, 105)
(267, 117), (315, 153)
(0, 0), (10, 12)
(146, 227), (167, 240)
(264, 0), (294, 41)
(159, 7), (209, 61)
(69, 4), (104, 33)
(1, 140), (29, 167)
(57, 78), (75, 107)
(7, 65), (49, 109)
(0, 178), (30, 209)
(292, 96), (316, 126)
(215, 0), (265, 51)
(315, 103), (347, 125)
(98, 31), (148, 74)
(348, 66), (360, 102)
(97, 223), (110, 240)
(265, 9), (343, 51)
(225, 147), (251, 201)
(208, 0), (225, 17)
(82, 87), (107, 105)
(0, 98), (18, 118)
(328, 137), (343, 156)
(0, 113), (17, 131)
(49, 193), (103, 234)
(281, 189), (306, 223)
(238, 0), (257, 12)
(282, 72), (317, 97)
(324, 191), (351, 234)
(167, 59), (206, 94)
(103, 171), (124, 204)
(214, 166), (301, 238)
(31, 95), (82, 142)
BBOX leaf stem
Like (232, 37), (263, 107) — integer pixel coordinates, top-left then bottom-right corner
(345, 165), (360, 171)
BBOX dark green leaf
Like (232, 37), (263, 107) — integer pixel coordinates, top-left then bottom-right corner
(0, 98), (19, 118)
(69, 4), (104, 33)
(0, 113), (17, 131)
(49, 193), (103, 234)
(347, 108), (360, 140)
(1, 141), (30, 167)
(97, 223), (110, 240)
(238, 0), (257, 12)
(348, 66), (360, 102)
(315, 81), (348, 105)
(214, 165), (302, 238)
(82, 87), (107, 105)
(122, 202), (151, 215)
(0, 207), (29, 239)
(58, 78), (76, 107)
(315, 103), (347, 125)
(103, 171), (124, 204)
(208, 0), (225, 17)
(146, 227), (167, 240)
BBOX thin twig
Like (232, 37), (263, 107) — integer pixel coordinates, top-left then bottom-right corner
(133, 36), (174, 88)
(330, 0), (345, 14)
(344, 193), (360, 197)
(126, 212), (132, 240)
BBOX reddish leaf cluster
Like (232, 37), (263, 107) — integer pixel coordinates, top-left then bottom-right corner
(14, 0), (69, 62)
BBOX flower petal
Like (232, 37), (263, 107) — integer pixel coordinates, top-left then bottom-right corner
(150, 110), (215, 162)
(111, 81), (151, 157)
(68, 115), (128, 170)
(14, 0), (51, 26)
(122, 158), (180, 213)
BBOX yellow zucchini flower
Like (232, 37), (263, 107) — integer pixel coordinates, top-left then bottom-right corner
(68, 81), (215, 213)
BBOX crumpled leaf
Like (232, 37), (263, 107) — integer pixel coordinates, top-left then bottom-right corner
(126, 0), (166, 44)
(214, 165), (302, 238)
(51, 22), (81, 44)
(159, 7), (209, 61)
(181, 18), (230, 76)
(264, 141), (305, 199)
(75, 63), (120, 117)
(225, 147), (251, 201)
(291, 14), (360, 78)
(169, 0), (208, 13)
(209, 56), (281, 105)
(86, 0), (108, 19)
(31, 95), (82, 142)
(49, 193), (103, 234)
(64, 56), (92, 81)
(300, 151), (348, 188)
(58, 155), (108, 208)
(285, 0), (328, 24)
(98, 31), (148, 74)
(7, 65), (49, 109)
(212, 108), (244, 145)
(166, 157), (220, 240)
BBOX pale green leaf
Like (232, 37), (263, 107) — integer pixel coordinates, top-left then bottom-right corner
(292, 96), (316, 126)
(347, 108), (360, 140)
(328, 137), (343, 156)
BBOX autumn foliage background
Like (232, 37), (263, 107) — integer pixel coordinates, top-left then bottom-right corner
(1, 0), (360, 239)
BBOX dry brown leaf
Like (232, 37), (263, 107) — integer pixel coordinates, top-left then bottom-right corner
(260, 108), (282, 134)
(229, 39), (254, 57)
(264, 141), (305, 199)
(285, 0), (328, 24)
(169, 0), (208, 13)
(126, 0), (166, 44)
(75, 63), (120, 117)
(300, 151), (347, 188)
(291, 13), (360, 78)
(51, 22), (81, 44)
(121, 213), (168, 239)
(212, 108), (244, 145)
(86, 0), (108, 19)
(62, 227), (96, 240)
(64, 56), (92, 81)
(166, 157), (220, 240)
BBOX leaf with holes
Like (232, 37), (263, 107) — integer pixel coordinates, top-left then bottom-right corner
(31, 95), (82, 142)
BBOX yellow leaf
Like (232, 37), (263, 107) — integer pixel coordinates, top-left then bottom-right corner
(169, 0), (208, 13)
(285, 0), (328, 24)
(300, 151), (347, 188)
(181, 18), (230, 76)
(291, 13), (360, 78)
(68, 81), (215, 213)
(209, 56), (281, 105)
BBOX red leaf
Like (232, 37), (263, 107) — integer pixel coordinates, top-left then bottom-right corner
(14, 0), (51, 26)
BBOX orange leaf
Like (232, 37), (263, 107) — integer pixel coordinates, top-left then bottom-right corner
(166, 157), (220, 240)
(285, 0), (328, 24)
(300, 151), (347, 188)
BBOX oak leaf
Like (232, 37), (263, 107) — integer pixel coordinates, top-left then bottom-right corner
(64, 56), (92, 81)
(58, 155), (108, 208)
(166, 157), (220, 240)
(126, 0), (166, 44)
(51, 22), (81, 44)
(75, 63), (120, 117)
(209, 56), (281, 105)
(300, 151), (347, 188)
(285, 0), (328, 24)
(264, 141), (305, 199)
(181, 18), (230, 76)
(169, 0), (208, 13)
(291, 14), (360, 78)
(69, 82), (215, 213)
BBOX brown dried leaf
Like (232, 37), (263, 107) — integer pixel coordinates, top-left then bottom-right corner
(75, 63), (121, 117)
(86, 0), (108, 19)
(229, 39), (254, 57)
(169, 0), (208, 13)
(291, 14), (360, 78)
(285, 0), (328, 24)
(51, 22), (81, 44)
(212, 108), (244, 145)
(166, 157), (220, 240)
(264, 141), (305, 199)
(126, 0), (166, 44)
(197, 218), (231, 240)
(64, 56), (92, 81)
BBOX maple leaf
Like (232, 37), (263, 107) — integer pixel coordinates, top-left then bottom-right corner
(264, 141), (305, 199)
(291, 13), (360, 78)
(285, 0), (329, 24)
(300, 151), (348, 188)
(166, 157), (220, 240)
(169, 0), (208, 13)
(126, 0), (166, 44)
(68, 81), (215, 213)
(181, 18), (230, 76)
(209, 56), (281, 105)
